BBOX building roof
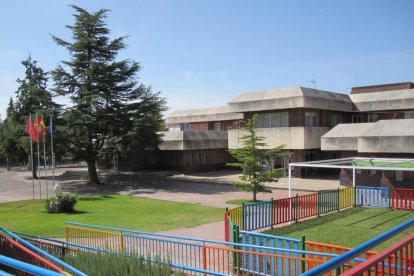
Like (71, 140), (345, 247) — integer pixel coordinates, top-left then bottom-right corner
(227, 86), (353, 112)
(350, 89), (414, 112)
(322, 119), (414, 153)
(166, 106), (243, 124)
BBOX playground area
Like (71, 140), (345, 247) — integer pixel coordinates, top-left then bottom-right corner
(0, 168), (414, 275)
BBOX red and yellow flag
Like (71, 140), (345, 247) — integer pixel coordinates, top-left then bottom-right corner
(34, 116), (47, 138)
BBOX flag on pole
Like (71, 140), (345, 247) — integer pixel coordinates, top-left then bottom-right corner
(24, 118), (38, 142)
(34, 116), (47, 137)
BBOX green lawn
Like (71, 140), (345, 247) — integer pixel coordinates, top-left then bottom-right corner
(225, 199), (256, 205)
(265, 207), (414, 251)
(0, 195), (223, 237)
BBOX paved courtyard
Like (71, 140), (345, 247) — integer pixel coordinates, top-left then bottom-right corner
(0, 168), (341, 240)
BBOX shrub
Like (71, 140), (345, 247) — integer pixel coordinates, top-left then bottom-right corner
(62, 252), (184, 276)
(46, 194), (78, 213)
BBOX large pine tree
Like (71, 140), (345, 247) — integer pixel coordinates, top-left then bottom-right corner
(52, 5), (166, 184)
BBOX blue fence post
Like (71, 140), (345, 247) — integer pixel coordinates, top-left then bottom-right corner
(242, 202), (245, 231)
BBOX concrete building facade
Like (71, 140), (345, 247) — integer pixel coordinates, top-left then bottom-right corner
(121, 82), (414, 187)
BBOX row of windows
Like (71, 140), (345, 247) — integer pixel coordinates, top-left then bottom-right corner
(254, 112), (289, 128)
(169, 111), (414, 131)
(356, 169), (404, 181)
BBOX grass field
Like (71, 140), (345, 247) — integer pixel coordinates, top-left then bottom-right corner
(265, 207), (414, 251)
(0, 195), (223, 237)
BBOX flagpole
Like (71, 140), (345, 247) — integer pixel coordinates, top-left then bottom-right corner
(36, 113), (41, 199)
(29, 114), (35, 200)
(41, 114), (49, 198)
(50, 115), (55, 192)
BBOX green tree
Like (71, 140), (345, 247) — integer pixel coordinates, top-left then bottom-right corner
(228, 115), (285, 201)
(52, 6), (167, 184)
(13, 56), (58, 178)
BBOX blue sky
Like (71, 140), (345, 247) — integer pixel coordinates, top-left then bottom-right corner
(0, 0), (413, 118)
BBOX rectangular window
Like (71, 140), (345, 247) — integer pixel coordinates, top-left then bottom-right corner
(280, 112), (289, 127)
(368, 113), (378, 123)
(213, 122), (221, 131)
(330, 113), (341, 127)
(370, 170), (376, 175)
(262, 113), (271, 128)
(180, 123), (189, 131)
(255, 112), (289, 128)
(404, 111), (414, 119)
(270, 113), (279, 127)
(352, 114), (363, 123)
(305, 112), (318, 127)
(233, 121), (240, 129)
(168, 124), (180, 131)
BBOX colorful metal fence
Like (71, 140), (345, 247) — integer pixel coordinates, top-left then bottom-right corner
(65, 222), (368, 275)
(391, 188), (414, 210)
(0, 227), (85, 276)
(318, 189), (340, 215)
(226, 187), (414, 236)
(305, 240), (378, 273)
(273, 196), (296, 225)
(341, 233), (414, 276)
(302, 217), (414, 275)
(296, 193), (318, 221)
(356, 186), (389, 208)
(243, 200), (273, 231)
(0, 232), (64, 274)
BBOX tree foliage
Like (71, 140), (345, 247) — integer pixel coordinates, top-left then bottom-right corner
(52, 5), (167, 184)
(228, 115), (285, 201)
(1, 56), (57, 173)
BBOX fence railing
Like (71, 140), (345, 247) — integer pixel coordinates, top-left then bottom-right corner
(301, 217), (414, 275)
(0, 255), (64, 276)
(0, 227), (86, 276)
(226, 187), (414, 235)
(356, 186), (389, 208)
(64, 221), (370, 275)
(341, 233), (414, 276)
(0, 232), (63, 275)
(391, 188), (414, 210)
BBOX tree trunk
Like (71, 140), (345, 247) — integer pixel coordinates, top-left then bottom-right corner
(87, 160), (100, 185)
(253, 184), (257, 202)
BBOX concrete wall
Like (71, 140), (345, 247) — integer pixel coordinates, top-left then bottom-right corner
(159, 131), (228, 150)
(228, 127), (329, 150)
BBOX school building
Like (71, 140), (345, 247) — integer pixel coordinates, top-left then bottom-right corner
(118, 82), (414, 187)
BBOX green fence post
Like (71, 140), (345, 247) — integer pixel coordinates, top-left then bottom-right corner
(295, 194), (299, 223)
(317, 191), (321, 217)
(353, 186), (357, 208)
(301, 235), (306, 273)
(270, 197), (274, 229)
(232, 224), (239, 272)
(337, 187), (340, 211)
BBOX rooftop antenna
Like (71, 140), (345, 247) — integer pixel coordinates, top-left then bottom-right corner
(306, 79), (317, 89)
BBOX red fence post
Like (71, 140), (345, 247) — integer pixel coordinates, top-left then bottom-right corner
(224, 211), (229, 242)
